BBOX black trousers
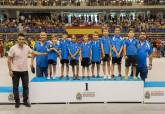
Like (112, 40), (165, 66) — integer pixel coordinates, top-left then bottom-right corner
(12, 71), (29, 103)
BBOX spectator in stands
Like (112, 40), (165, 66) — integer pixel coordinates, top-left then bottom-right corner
(0, 41), (4, 57)
(160, 42), (165, 57)
(155, 38), (161, 58)
(17, 23), (24, 33)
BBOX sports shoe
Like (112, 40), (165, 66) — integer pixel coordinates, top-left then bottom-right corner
(108, 76), (111, 80)
(59, 76), (63, 80)
(66, 75), (69, 80)
(47, 77), (51, 80)
(124, 76), (129, 80)
(52, 77), (56, 80)
(23, 101), (31, 107)
(133, 76), (137, 80)
(15, 102), (20, 108)
(111, 75), (115, 80)
(118, 74), (122, 80)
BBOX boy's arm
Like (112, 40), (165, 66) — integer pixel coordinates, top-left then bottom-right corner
(101, 43), (105, 58)
(53, 48), (60, 53)
(123, 45), (127, 58)
(68, 49), (74, 59)
(79, 49), (82, 61)
(112, 46), (118, 55)
(109, 45), (112, 57)
(90, 48), (92, 61)
(118, 46), (123, 56)
(73, 48), (80, 57)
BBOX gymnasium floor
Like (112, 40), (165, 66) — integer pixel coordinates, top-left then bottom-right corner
(0, 57), (165, 114)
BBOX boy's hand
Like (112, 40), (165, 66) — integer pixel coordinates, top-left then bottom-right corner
(59, 55), (62, 60)
(109, 54), (112, 58)
(72, 56), (76, 60)
(124, 55), (128, 60)
(80, 57), (82, 61)
(49, 48), (54, 51)
(116, 53), (120, 58)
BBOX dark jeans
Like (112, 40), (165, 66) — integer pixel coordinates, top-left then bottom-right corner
(130, 66), (148, 81)
(12, 71), (29, 103)
(136, 66), (148, 81)
(36, 66), (48, 77)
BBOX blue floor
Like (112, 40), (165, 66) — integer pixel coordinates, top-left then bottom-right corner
(0, 87), (22, 93)
(31, 76), (142, 82)
(144, 82), (165, 87)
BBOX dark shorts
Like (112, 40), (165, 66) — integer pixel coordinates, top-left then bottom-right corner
(70, 59), (79, 66)
(102, 54), (111, 62)
(81, 58), (91, 67)
(92, 61), (101, 65)
(48, 59), (57, 65)
(112, 57), (122, 64)
(125, 55), (137, 67)
(60, 59), (69, 64)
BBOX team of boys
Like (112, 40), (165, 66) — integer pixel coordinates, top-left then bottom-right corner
(31, 26), (153, 81)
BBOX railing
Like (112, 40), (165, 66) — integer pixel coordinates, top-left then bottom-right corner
(0, 0), (165, 7)
(0, 27), (165, 34)
(0, 5), (165, 10)
(0, 32), (165, 40)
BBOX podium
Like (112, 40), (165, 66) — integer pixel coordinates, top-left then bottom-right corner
(29, 77), (144, 103)
(144, 82), (165, 103)
(0, 87), (22, 103)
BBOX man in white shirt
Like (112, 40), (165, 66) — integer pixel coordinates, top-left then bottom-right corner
(7, 33), (47, 108)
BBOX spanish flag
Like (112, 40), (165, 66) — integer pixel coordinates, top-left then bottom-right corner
(65, 26), (102, 35)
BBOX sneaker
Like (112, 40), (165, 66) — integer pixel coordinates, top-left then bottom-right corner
(97, 75), (100, 78)
(76, 76), (80, 80)
(124, 76), (129, 80)
(133, 76), (137, 80)
(15, 102), (20, 108)
(47, 77), (51, 80)
(118, 74), (122, 77)
(111, 75), (115, 80)
(118, 74), (122, 80)
(23, 101), (31, 107)
(59, 76), (63, 80)
(92, 75), (95, 78)
(87, 76), (90, 80)
(73, 76), (76, 80)
(108, 76), (111, 80)
(82, 76), (85, 80)
(104, 76), (107, 80)
(52, 77), (56, 80)
(66, 75), (69, 80)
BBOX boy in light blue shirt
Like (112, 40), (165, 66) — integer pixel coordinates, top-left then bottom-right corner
(91, 32), (104, 78)
(68, 35), (80, 80)
(47, 35), (61, 79)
